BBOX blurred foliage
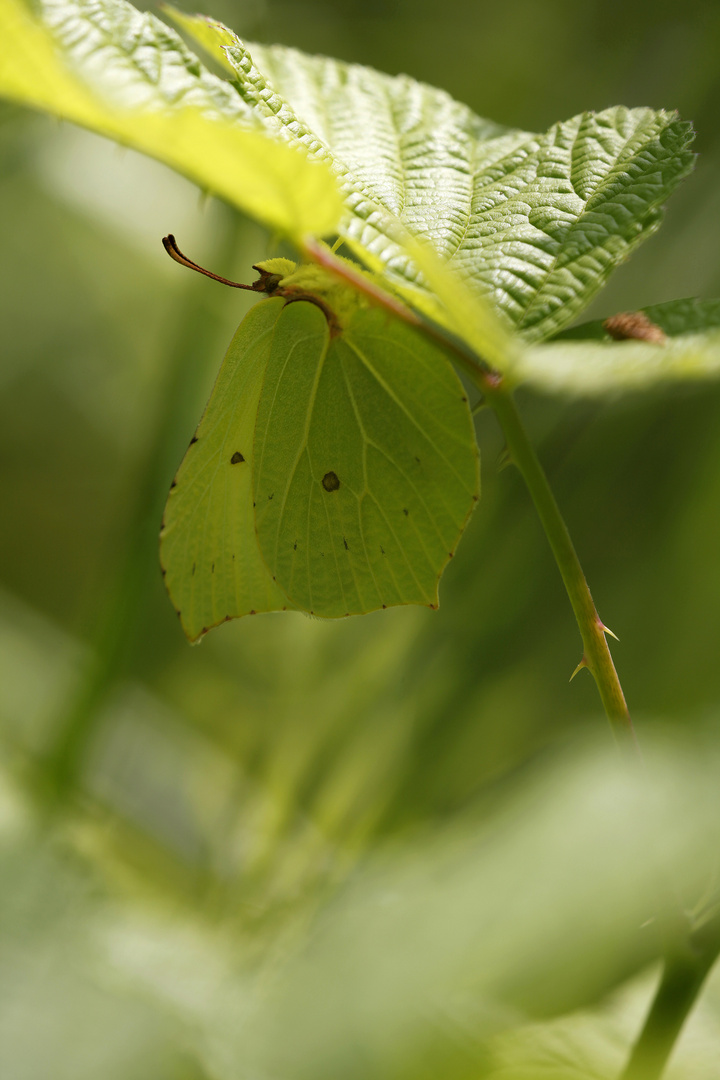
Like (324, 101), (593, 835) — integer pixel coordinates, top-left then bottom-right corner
(2, 0), (720, 1076)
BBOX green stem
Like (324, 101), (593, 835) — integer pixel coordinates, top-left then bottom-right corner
(304, 239), (720, 1076)
(303, 238), (637, 744)
(478, 384), (638, 748)
(620, 914), (720, 1079)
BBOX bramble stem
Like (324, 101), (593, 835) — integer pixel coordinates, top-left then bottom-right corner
(481, 385), (638, 748)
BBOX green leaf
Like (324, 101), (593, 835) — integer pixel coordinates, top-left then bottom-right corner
(1, 0), (696, 352)
(253, 302), (479, 618)
(555, 296), (720, 341)
(160, 299), (291, 643)
(170, 11), (695, 345)
(514, 297), (720, 395)
(0, 0), (343, 237)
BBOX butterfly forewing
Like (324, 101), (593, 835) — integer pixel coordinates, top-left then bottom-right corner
(253, 302), (479, 617)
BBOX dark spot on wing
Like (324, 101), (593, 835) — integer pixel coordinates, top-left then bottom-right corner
(293, 541), (297, 551)
(473, 494), (479, 502)
(414, 456), (420, 464)
(190, 435), (198, 445)
(382, 604), (387, 609)
(403, 508), (409, 516)
(192, 562), (196, 575)
(161, 566), (166, 577)
(170, 479), (177, 489)
(250, 610), (256, 615)
(211, 563), (215, 573)
(322, 471), (340, 492)
(461, 395), (468, 402)
(343, 537), (349, 551)
(268, 492), (274, 500)
(230, 451), (245, 464)
(380, 546), (385, 555)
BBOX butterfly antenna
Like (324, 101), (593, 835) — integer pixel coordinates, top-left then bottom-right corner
(162, 235), (258, 291)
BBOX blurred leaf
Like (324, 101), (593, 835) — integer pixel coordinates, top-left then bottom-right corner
(100, 733), (720, 1080)
(0, 0), (343, 236)
(514, 327), (720, 396)
(556, 297), (720, 342)
(0, 798), (186, 1080)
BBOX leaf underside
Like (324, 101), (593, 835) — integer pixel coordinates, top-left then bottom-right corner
(170, 8), (696, 342)
(161, 300), (478, 637)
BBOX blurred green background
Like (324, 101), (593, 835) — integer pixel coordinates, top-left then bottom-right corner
(2, 1), (720, 1077)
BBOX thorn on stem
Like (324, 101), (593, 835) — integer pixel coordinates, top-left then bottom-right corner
(570, 657), (588, 682)
(497, 447), (513, 472)
(600, 622), (620, 642)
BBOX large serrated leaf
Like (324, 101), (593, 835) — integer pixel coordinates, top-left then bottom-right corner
(0, 0), (343, 237)
(0, 0), (696, 356)
(171, 11), (695, 346)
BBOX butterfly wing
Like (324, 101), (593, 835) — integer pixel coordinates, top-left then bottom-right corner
(253, 302), (479, 617)
(160, 297), (291, 641)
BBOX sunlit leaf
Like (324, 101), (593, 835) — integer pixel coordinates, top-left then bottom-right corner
(0, 0), (343, 237)
(170, 10), (695, 345)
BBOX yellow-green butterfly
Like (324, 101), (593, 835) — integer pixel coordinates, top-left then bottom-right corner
(159, 238), (479, 641)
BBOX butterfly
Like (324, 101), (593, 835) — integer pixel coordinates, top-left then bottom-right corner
(159, 238), (479, 641)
